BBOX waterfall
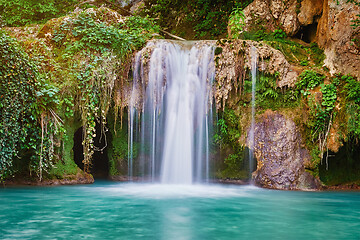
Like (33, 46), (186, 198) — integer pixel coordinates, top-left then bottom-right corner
(249, 46), (257, 181)
(129, 40), (215, 184)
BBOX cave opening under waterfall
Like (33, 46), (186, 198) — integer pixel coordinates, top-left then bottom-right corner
(73, 123), (110, 179)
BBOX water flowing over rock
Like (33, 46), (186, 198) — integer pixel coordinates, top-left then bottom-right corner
(129, 40), (215, 184)
(240, 0), (360, 78)
(248, 110), (320, 190)
(214, 40), (298, 109)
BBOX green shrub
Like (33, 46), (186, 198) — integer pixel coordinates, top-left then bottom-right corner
(0, 31), (59, 180)
(0, 0), (77, 27)
(296, 70), (325, 96)
(343, 75), (360, 139)
(229, 7), (245, 38)
(272, 28), (287, 39)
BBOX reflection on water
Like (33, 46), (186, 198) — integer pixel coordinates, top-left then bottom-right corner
(1, 181), (360, 239)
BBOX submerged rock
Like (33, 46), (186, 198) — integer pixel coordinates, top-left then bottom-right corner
(248, 110), (320, 190)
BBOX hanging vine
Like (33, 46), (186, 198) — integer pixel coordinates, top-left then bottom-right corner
(0, 31), (60, 181)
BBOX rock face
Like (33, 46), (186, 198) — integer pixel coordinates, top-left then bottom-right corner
(241, 0), (300, 36)
(316, 0), (360, 78)
(298, 0), (324, 26)
(215, 40), (298, 109)
(241, 0), (360, 78)
(248, 110), (320, 190)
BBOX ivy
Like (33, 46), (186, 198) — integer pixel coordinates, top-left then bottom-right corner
(343, 75), (360, 140)
(51, 8), (161, 172)
(0, 31), (59, 181)
(321, 83), (337, 113)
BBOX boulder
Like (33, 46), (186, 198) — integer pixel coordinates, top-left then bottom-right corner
(248, 110), (320, 190)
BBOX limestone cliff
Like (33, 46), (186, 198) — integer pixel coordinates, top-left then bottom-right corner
(240, 0), (360, 78)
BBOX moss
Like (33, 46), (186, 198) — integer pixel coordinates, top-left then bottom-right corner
(214, 47), (223, 55)
(48, 119), (82, 179)
(265, 39), (325, 67)
(319, 142), (360, 185)
(107, 110), (130, 177)
(216, 168), (248, 180)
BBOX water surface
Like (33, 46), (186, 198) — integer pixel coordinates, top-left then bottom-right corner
(1, 181), (360, 239)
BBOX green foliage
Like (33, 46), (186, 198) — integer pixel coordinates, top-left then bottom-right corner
(343, 75), (360, 139)
(0, 8), (159, 179)
(300, 60), (309, 66)
(343, 75), (360, 104)
(272, 28), (287, 39)
(243, 73), (299, 110)
(107, 111), (135, 176)
(217, 150), (248, 180)
(307, 83), (337, 136)
(0, 31), (59, 180)
(302, 75), (338, 173)
(50, 8), (160, 172)
(250, 36), (325, 67)
(321, 83), (337, 112)
(0, 0), (77, 27)
(143, 0), (253, 39)
(256, 74), (279, 101)
(214, 109), (241, 147)
(214, 108), (247, 179)
(306, 81), (337, 142)
(242, 29), (269, 41)
(53, 11), (160, 56)
(214, 118), (228, 144)
(309, 43), (325, 66)
(242, 28), (286, 41)
(229, 7), (245, 38)
(296, 70), (325, 96)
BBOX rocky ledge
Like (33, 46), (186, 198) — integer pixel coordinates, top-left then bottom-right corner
(3, 172), (94, 186)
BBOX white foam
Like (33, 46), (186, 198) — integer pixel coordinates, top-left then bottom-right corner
(90, 183), (261, 199)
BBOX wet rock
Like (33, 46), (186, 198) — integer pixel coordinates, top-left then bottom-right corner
(215, 40), (298, 109)
(247, 110), (320, 190)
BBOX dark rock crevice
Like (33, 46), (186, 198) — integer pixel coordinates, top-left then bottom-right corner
(295, 22), (318, 43)
(73, 124), (110, 179)
(320, 141), (360, 186)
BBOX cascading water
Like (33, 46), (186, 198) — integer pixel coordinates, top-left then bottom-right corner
(129, 40), (215, 184)
(249, 46), (257, 181)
